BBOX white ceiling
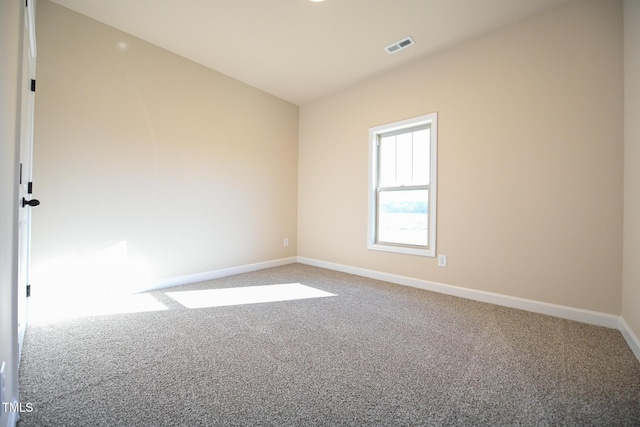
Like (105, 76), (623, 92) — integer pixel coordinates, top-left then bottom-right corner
(49, 0), (577, 106)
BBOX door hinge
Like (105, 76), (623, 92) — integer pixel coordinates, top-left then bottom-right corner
(28, 182), (33, 194)
(26, 284), (31, 298)
(30, 79), (36, 92)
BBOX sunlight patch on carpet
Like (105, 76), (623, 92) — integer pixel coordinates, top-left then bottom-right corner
(29, 294), (168, 322)
(166, 283), (336, 309)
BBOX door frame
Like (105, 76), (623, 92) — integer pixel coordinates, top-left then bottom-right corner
(17, 0), (37, 359)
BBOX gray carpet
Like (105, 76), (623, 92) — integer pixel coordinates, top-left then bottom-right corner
(17, 263), (640, 426)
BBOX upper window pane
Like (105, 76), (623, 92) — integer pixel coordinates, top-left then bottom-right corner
(379, 135), (396, 187)
(396, 132), (413, 185)
(412, 129), (430, 185)
(378, 126), (430, 187)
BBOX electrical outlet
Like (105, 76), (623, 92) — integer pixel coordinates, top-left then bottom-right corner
(438, 255), (447, 267)
(283, 238), (289, 247)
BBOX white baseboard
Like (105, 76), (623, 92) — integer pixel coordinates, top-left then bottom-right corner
(297, 256), (620, 330)
(146, 257), (297, 292)
(619, 317), (640, 362)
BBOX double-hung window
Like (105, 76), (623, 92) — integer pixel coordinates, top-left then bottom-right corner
(368, 113), (437, 257)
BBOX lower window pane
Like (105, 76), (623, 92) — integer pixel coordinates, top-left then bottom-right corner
(377, 189), (428, 246)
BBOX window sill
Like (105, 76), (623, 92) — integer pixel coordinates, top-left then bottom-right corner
(367, 242), (435, 257)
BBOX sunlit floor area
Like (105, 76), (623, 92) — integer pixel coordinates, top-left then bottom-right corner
(166, 283), (336, 309)
(28, 293), (169, 322)
(28, 281), (336, 322)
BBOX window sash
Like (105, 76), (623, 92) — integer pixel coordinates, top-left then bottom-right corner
(377, 125), (431, 188)
(375, 186), (430, 249)
(375, 126), (431, 249)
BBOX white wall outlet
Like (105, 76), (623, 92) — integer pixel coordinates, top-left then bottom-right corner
(438, 254), (447, 267)
(283, 238), (289, 247)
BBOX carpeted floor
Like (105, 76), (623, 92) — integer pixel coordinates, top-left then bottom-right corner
(17, 263), (640, 426)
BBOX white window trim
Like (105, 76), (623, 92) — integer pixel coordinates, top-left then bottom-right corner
(367, 113), (438, 257)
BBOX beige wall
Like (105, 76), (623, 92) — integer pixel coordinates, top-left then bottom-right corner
(623, 0), (640, 340)
(299, 0), (623, 314)
(32, 0), (298, 293)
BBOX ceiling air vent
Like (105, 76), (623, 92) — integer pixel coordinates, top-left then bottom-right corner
(385, 37), (415, 54)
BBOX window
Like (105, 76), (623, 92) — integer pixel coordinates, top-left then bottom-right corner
(368, 113), (437, 257)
